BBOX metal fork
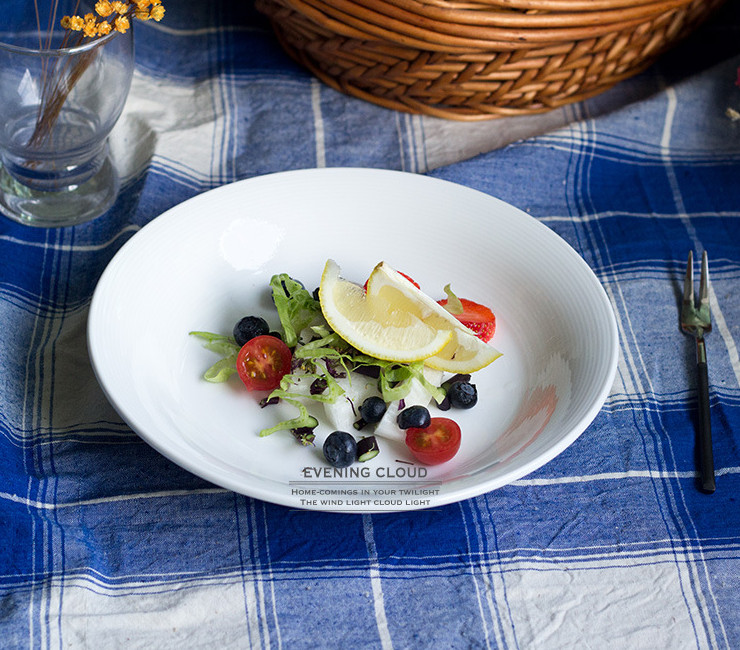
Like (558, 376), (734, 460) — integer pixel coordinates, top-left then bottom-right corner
(680, 250), (715, 493)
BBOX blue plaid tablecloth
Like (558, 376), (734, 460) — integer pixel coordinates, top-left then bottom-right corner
(2, 2), (739, 648)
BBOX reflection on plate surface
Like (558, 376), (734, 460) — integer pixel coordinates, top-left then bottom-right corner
(88, 168), (618, 513)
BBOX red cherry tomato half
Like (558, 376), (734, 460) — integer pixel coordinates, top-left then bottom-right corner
(405, 417), (461, 465)
(236, 335), (292, 391)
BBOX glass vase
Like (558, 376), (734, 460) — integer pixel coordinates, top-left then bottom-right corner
(0, 9), (134, 228)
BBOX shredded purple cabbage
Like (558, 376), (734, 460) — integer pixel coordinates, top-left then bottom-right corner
(310, 377), (328, 395)
(324, 358), (347, 378)
(291, 427), (316, 446)
(354, 365), (380, 378)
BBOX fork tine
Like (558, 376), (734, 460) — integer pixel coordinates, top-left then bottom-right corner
(683, 250), (694, 306)
(699, 250), (709, 308)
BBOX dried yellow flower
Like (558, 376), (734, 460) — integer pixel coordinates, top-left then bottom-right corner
(61, 0), (165, 39)
(68, 16), (85, 31)
(80, 13), (98, 38)
(95, 1), (115, 18)
(113, 15), (130, 33)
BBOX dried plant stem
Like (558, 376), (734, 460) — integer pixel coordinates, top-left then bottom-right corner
(29, 1), (97, 148)
(29, 44), (97, 147)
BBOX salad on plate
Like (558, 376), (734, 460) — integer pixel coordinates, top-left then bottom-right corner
(191, 260), (501, 468)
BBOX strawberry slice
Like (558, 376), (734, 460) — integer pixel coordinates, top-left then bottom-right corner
(437, 298), (496, 343)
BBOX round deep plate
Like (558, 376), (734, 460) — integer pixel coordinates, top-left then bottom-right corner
(88, 168), (618, 513)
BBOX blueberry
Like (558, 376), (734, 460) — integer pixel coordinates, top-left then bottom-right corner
(323, 431), (357, 468)
(447, 381), (478, 409)
(233, 316), (269, 346)
(359, 396), (387, 424)
(397, 405), (431, 430)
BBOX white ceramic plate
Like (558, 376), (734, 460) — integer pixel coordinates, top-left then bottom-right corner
(88, 168), (618, 513)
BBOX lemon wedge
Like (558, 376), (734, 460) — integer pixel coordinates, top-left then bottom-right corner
(424, 328), (502, 373)
(319, 259), (452, 363)
(365, 262), (502, 373)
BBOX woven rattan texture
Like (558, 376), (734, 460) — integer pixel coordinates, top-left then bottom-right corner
(256, 0), (726, 120)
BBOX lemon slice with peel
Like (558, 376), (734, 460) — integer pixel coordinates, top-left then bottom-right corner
(365, 262), (502, 373)
(424, 328), (502, 373)
(319, 259), (452, 363)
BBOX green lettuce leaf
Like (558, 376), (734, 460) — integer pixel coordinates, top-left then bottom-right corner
(189, 331), (240, 383)
(259, 398), (318, 437)
(270, 274), (322, 348)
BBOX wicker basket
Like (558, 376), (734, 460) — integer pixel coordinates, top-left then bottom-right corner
(255, 0), (726, 120)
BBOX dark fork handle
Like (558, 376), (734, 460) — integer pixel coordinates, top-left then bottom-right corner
(696, 338), (715, 493)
